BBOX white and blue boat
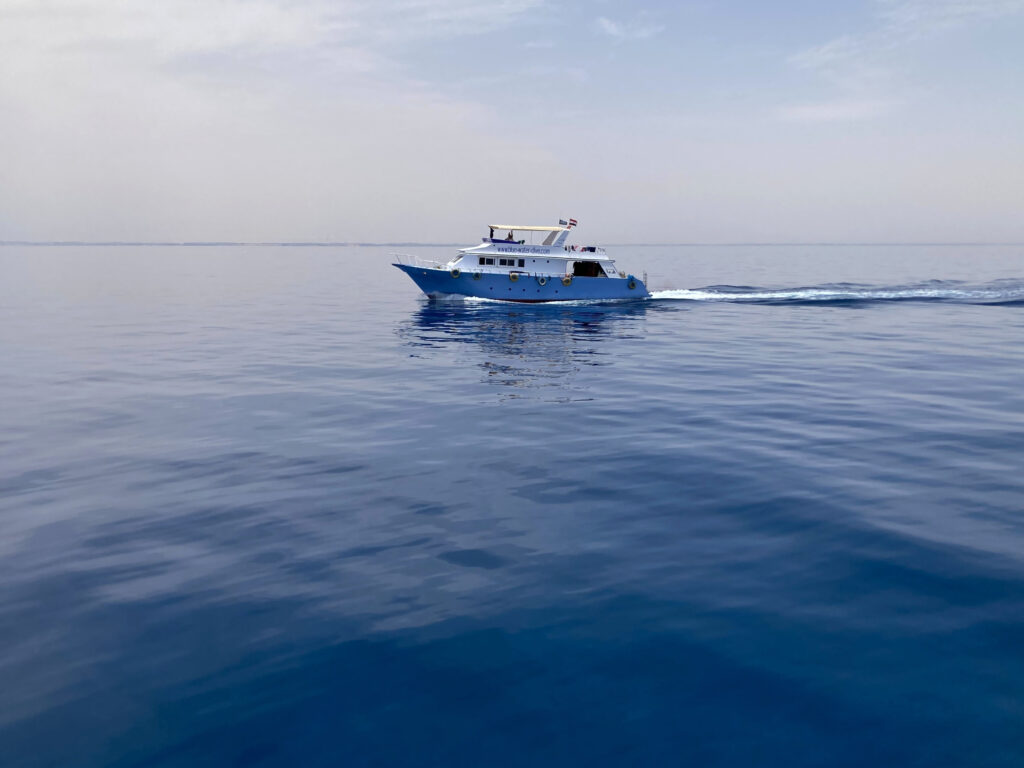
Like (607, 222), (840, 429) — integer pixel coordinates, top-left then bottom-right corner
(394, 220), (649, 302)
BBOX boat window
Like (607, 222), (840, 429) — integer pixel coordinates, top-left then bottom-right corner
(572, 260), (605, 277)
(518, 259), (525, 268)
(478, 256), (485, 265)
(485, 258), (495, 265)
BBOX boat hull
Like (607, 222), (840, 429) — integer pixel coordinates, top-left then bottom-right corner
(394, 264), (650, 302)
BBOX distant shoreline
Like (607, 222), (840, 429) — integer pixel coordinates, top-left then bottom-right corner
(2, 241), (1022, 248)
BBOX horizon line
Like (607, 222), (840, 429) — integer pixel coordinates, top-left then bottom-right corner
(2, 240), (1023, 248)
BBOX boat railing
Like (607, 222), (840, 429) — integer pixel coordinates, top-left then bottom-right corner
(391, 252), (448, 269)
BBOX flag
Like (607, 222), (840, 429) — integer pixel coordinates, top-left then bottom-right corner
(559, 219), (568, 226)
(568, 218), (578, 228)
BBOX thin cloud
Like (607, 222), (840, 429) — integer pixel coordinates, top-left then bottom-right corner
(373, 0), (546, 41)
(776, 100), (890, 123)
(793, 0), (1024, 74)
(785, 0), (1024, 120)
(0, 0), (339, 58)
(789, 36), (864, 72)
(877, 0), (1024, 35)
(0, 0), (561, 241)
(0, 0), (547, 63)
(594, 15), (664, 41)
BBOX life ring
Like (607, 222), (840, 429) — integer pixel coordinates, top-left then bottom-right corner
(472, 271), (482, 280)
(561, 276), (572, 286)
(509, 272), (519, 282)
(628, 279), (637, 290)
(537, 276), (548, 286)
(451, 268), (461, 278)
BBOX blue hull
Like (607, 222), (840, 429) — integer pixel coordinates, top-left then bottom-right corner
(394, 264), (650, 302)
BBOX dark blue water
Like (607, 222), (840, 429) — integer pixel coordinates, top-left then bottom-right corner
(2, 244), (1024, 766)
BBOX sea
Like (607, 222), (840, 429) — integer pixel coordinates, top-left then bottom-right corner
(2, 243), (1023, 767)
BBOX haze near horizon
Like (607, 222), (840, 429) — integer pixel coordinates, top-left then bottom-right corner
(2, 0), (1023, 244)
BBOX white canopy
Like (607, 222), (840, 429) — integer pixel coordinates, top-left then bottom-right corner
(488, 224), (567, 232)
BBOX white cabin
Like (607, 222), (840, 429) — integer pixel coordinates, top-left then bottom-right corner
(447, 224), (624, 279)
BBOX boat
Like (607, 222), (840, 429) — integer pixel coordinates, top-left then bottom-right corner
(393, 220), (649, 302)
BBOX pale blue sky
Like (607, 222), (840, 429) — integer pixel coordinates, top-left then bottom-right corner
(1, 0), (1022, 243)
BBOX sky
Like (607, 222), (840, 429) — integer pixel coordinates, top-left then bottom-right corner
(1, 0), (1023, 243)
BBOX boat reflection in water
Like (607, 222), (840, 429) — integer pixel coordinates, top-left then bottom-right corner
(396, 299), (653, 401)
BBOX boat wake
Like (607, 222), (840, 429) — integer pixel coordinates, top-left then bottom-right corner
(651, 279), (1024, 305)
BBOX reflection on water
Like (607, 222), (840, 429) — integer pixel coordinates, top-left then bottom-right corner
(396, 300), (654, 400)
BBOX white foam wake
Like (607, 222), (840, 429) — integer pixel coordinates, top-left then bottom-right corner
(651, 282), (1024, 304)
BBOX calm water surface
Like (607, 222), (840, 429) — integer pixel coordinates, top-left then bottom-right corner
(2, 244), (1024, 766)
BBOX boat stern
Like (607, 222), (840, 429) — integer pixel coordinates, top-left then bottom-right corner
(627, 274), (652, 299)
